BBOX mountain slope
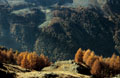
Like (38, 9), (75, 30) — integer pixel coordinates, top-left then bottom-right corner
(0, 0), (120, 61)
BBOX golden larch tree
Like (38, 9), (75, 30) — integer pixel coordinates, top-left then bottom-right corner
(91, 59), (101, 75)
(83, 49), (91, 63)
(86, 52), (98, 67)
(17, 52), (28, 65)
(110, 53), (117, 69)
(21, 53), (29, 69)
(114, 56), (120, 70)
(75, 48), (83, 63)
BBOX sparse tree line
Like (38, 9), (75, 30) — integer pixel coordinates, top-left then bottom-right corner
(0, 47), (51, 70)
(0, 46), (120, 77)
(75, 48), (120, 78)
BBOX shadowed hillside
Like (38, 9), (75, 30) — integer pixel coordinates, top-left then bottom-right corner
(0, 0), (120, 61)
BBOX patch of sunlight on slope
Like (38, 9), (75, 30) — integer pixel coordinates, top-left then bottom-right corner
(64, 0), (107, 8)
(38, 7), (53, 28)
(7, 0), (27, 6)
(63, 0), (89, 8)
(11, 8), (35, 16)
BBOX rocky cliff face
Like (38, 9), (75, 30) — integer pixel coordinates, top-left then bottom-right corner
(0, 0), (120, 61)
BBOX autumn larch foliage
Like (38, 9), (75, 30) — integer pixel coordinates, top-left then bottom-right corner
(74, 48), (120, 77)
(0, 48), (17, 64)
(75, 48), (83, 63)
(17, 52), (51, 70)
(114, 56), (120, 70)
(0, 47), (51, 70)
(83, 49), (91, 63)
(91, 59), (101, 75)
(109, 53), (117, 69)
(86, 52), (98, 67)
(17, 52), (28, 65)
(20, 52), (29, 69)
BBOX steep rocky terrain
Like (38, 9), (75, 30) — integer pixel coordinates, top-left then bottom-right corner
(0, 0), (120, 61)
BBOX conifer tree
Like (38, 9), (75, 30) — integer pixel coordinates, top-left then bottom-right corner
(83, 49), (91, 63)
(86, 52), (98, 67)
(110, 53), (117, 68)
(75, 48), (83, 63)
(114, 56), (120, 70)
(21, 54), (29, 69)
(91, 59), (101, 76)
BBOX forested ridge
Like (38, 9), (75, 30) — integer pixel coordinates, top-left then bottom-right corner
(0, 0), (120, 61)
